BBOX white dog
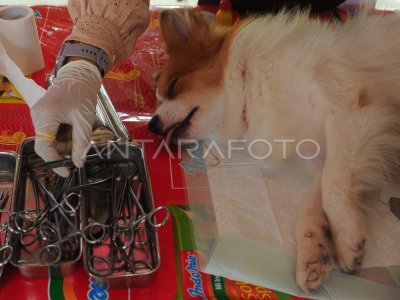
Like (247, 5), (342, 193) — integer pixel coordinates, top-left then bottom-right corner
(148, 9), (400, 292)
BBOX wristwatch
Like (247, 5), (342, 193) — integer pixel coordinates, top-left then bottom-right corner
(55, 41), (110, 77)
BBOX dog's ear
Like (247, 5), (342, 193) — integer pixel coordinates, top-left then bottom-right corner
(160, 9), (222, 56)
(159, 9), (193, 47)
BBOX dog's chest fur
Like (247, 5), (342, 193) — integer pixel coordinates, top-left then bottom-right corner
(218, 13), (400, 160)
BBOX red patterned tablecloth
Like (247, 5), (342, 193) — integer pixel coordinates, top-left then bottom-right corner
(0, 5), (366, 300)
(0, 6), (185, 300)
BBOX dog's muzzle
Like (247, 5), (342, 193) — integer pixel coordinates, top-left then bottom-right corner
(148, 107), (199, 144)
(148, 115), (163, 136)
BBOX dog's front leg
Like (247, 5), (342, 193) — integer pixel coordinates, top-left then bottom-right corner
(295, 180), (336, 292)
(320, 113), (368, 274)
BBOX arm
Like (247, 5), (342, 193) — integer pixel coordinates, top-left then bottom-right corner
(66, 0), (150, 65)
(31, 0), (150, 177)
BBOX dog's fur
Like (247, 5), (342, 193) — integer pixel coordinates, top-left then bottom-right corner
(150, 9), (400, 292)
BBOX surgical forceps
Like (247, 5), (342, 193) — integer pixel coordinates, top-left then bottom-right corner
(31, 142), (119, 171)
(0, 191), (12, 267)
(87, 227), (153, 278)
(37, 220), (109, 265)
(127, 182), (170, 229)
(0, 190), (9, 210)
(9, 169), (81, 266)
(32, 155), (98, 171)
(0, 244), (12, 267)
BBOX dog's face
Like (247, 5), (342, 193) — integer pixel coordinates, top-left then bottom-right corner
(148, 9), (227, 144)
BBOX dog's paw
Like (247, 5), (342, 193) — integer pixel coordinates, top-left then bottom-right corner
(333, 226), (366, 273)
(296, 227), (335, 293)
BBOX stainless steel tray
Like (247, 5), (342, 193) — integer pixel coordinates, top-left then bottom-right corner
(0, 151), (16, 278)
(81, 142), (165, 289)
(9, 138), (82, 277)
(6, 74), (132, 276)
(0, 75), (167, 287)
(1, 140), (167, 287)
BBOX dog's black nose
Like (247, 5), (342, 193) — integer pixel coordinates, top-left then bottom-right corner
(148, 115), (163, 136)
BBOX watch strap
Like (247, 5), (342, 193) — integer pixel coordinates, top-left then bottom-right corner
(55, 42), (110, 77)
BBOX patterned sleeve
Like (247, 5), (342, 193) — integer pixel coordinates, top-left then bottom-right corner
(66, 0), (150, 65)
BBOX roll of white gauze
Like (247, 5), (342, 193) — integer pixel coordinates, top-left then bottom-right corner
(0, 5), (44, 75)
(0, 40), (46, 107)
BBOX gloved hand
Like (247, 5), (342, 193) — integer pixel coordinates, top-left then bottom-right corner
(0, 41), (101, 177)
(31, 60), (102, 177)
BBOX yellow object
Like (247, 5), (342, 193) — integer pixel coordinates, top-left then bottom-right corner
(106, 69), (140, 81)
(0, 130), (26, 146)
(0, 76), (26, 104)
(216, 0), (233, 27)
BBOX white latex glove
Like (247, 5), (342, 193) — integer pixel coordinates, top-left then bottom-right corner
(31, 60), (102, 177)
(0, 41), (101, 177)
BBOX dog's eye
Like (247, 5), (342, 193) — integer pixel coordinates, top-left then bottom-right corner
(167, 77), (179, 98)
